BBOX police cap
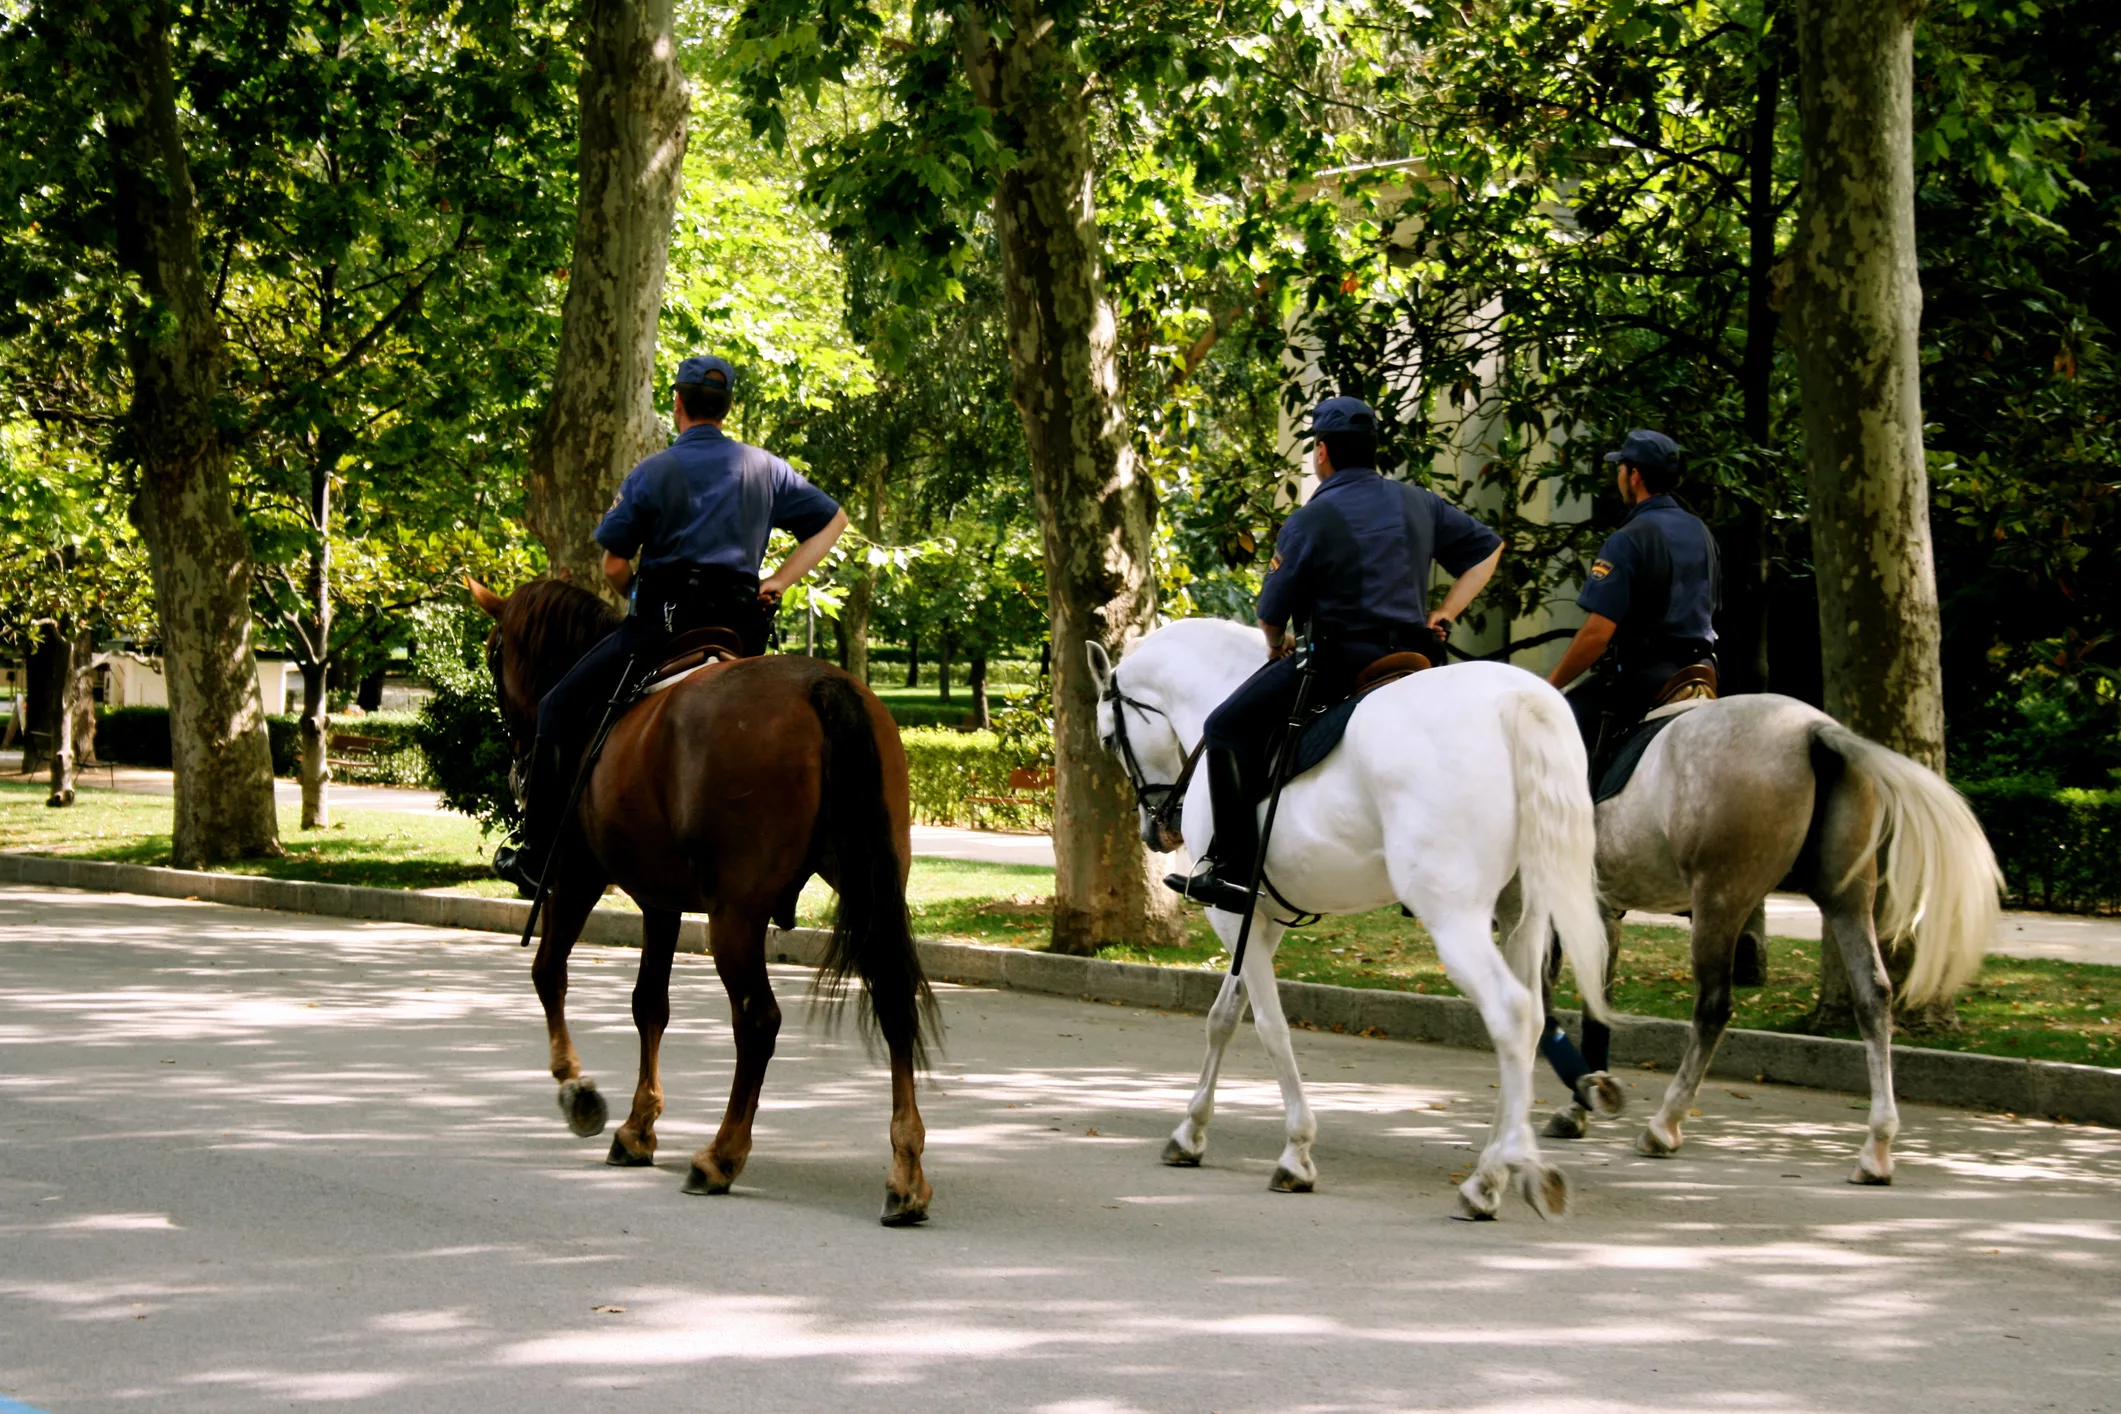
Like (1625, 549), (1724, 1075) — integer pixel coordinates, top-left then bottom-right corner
(1603, 428), (1681, 476)
(675, 354), (736, 391)
(1311, 396), (1377, 436)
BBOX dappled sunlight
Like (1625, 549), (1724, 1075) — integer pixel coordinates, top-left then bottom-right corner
(4, 883), (2118, 1411)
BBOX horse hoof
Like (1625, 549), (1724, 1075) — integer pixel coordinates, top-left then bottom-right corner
(879, 1190), (931, 1226)
(606, 1135), (654, 1167)
(1450, 1191), (1497, 1222)
(683, 1163), (732, 1196)
(1635, 1125), (1680, 1158)
(1160, 1137), (1204, 1167)
(1579, 1071), (1626, 1120)
(1267, 1166), (1314, 1194)
(1543, 1104), (1590, 1140)
(1848, 1163), (1893, 1187)
(558, 1079), (607, 1138)
(1518, 1164), (1572, 1220)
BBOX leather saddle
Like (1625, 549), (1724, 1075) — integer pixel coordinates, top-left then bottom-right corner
(637, 626), (750, 694)
(1652, 662), (1718, 707)
(1353, 651), (1433, 695)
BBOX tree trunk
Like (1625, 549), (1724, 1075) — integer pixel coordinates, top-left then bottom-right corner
(356, 667), (385, 713)
(905, 628), (920, 688)
(22, 627), (61, 777)
(1724, 49), (1783, 697)
(38, 628), (77, 807)
(69, 633), (97, 769)
(937, 628), (953, 702)
(525, 0), (688, 590)
(963, 5), (1184, 953)
(298, 465), (333, 830)
(840, 450), (887, 683)
(970, 650), (991, 729)
(1788, 0), (1952, 1031)
(104, 5), (280, 867)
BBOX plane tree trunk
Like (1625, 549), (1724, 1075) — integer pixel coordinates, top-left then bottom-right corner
(525, 0), (688, 591)
(963, 3), (1184, 953)
(105, 2), (280, 867)
(1787, 0), (1953, 1031)
(840, 450), (887, 683)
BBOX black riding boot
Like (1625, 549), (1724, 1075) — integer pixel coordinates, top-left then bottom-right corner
(1164, 748), (1261, 914)
(492, 736), (565, 897)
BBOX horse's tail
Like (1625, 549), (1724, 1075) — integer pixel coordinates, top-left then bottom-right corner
(809, 672), (935, 1066)
(1809, 722), (2001, 1005)
(1501, 686), (1611, 1023)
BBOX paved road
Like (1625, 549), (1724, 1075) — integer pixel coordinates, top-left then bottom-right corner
(3, 885), (2117, 1413)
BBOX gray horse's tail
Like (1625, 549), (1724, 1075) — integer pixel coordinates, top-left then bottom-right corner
(1810, 722), (2002, 1005)
(1502, 687), (1611, 1022)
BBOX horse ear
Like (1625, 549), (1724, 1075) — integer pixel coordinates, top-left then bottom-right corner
(1085, 640), (1113, 691)
(464, 575), (506, 620)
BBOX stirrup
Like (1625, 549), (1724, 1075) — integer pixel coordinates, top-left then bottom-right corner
(491, 840), (542, 898)
(1163, 867), (1257, 916)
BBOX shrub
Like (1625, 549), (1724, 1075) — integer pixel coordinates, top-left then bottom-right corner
(1959, 776), (2121, 914)
(410, 612), (520, 834)
(900, 726), (1052, 831)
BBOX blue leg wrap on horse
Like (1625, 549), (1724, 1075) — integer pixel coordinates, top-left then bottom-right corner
(1540, 1018), (1591, 1089)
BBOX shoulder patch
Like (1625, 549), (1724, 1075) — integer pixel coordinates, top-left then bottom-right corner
(1590, 558), (1614, 580)
(1268, 553), (1283, 574)
(608, 490), (623, 512)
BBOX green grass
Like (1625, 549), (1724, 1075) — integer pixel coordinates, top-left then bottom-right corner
(7, 779), (2116, 1067)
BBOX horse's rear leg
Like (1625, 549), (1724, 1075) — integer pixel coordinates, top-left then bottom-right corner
(1812, 783), (1898, 1184)
(532, 866), (611, 1138)
(1639, 890), (1756, 1157)
(882, 1030), (932, 1226)
(685, 909), (781, 1196)
(608, 907), (680, 1167)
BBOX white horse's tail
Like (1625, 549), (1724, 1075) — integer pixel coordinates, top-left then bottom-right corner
(1501, 688), (1611, 1022)
(1810, 722), (2002, 1005)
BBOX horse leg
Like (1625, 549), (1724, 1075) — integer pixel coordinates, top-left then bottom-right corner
(1426, 907), (1556, 1220)
(881, 1032), (932, 1226)
(531, 866), (611, 1139)
(1164, 957), (1247, 1166)
(684, 908), (781, 1196)
(607, 907), (680, 1167)
(1639, 891), (1754, 1157)
(1227, 917), (1314, 1191)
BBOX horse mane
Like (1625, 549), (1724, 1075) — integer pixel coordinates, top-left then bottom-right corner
(494, 577), (624, 723)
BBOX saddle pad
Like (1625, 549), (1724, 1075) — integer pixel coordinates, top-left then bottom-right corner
(639, 659), (713, 699)
(1592, 700), (1704, 804)
(1290, 694), (1365, 779)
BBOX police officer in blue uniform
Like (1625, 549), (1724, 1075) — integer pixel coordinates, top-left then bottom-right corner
(1167, 396), (1505, 913)
(1536, 429), (1721, 1120)
(1546, 428), (1722, 756)
(494, 354), (848, 892)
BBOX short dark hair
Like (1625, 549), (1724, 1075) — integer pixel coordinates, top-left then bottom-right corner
(676, 381), (731, 422)
(1321, 430), (1376, 472)
(1627, 456), (1682, 495)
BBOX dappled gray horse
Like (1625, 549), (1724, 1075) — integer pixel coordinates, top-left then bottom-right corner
(1542, 694), (2002, 1183)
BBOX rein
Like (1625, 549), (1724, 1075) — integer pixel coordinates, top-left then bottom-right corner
(1101, 676), (1204, 854)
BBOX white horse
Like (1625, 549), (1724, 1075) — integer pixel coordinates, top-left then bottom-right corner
(1089, 618), (1612, 1219)
(1549, 693), (2002, 1183)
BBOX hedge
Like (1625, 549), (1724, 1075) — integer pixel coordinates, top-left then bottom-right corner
(900, 727), (1052, 832)
(94, 706), (428, 786)
(1959, 777), (2121, 915)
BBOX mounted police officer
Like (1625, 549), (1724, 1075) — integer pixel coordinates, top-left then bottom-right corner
(1546, 428), (1722, 761)
(493, 354), (849, 893)
(1166, 395), (1505, 913)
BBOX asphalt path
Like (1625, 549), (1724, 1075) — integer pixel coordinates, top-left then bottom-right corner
(4, 885), (2119, 1413)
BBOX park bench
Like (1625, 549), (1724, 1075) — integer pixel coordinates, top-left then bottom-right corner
(326, 731), (393, 776)
(965, 765), (1053, 830)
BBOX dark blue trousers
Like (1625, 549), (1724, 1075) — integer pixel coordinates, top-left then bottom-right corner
(535, 615), (668, 745)
(1200, 641), (1384, 787)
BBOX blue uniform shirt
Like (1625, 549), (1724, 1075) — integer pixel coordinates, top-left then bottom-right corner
(1257, 467), (1502, 641)
(1576, 493), (1721, 667)
(595, 424), (840, 574)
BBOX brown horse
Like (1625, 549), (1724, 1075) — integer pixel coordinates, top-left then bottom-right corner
(467, 575), (937, 1224)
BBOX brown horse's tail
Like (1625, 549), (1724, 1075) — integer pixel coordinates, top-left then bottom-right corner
(809, 673), (936, 1066)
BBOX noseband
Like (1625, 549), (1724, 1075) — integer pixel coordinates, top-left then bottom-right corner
(1100, 674), (1205, 853)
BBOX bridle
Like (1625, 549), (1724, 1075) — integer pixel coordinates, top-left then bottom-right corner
(1100, 672), (1206, 854)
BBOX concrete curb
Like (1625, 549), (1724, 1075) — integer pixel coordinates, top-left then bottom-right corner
(6, 850), (2116, 1128)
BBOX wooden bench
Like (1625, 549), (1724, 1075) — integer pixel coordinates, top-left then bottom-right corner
(326, 731), (393, 775)
(965, 766), (1053, 829)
